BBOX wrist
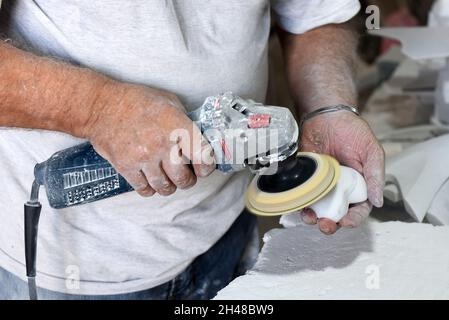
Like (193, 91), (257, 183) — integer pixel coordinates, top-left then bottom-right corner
(299, 104), (360, 134)
(301, 104), (359, 122)
(63, 70), (118, 138)
(77, 77), (146, 140)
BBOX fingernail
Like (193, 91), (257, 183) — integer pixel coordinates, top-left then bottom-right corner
(302, 215), (313, 225)
(321, 226), (331, 234)
(373, 194), (384, 208)
(300, 211), (315, 225)
(201, 144), (215, 166)
(198, 165), (214, 177)
(341, 218), (357, 228)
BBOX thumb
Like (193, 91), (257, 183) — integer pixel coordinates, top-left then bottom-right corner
(362, 143), (385, 208)
(176, 118), (216, 177)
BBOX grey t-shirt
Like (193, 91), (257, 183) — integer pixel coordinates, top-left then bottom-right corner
(0, 0), (359, 294)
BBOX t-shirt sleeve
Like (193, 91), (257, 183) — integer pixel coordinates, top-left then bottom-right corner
(272, 0), (361, 34)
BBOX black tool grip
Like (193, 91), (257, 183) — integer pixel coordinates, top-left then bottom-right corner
(24, 203), (42, 277)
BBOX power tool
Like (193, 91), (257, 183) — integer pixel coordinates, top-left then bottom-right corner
(24, 92), (367, 299)
(30, 92), (299, 209)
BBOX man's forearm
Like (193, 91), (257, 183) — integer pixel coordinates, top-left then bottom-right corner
(0, 41), (110, 137)
(279, 22), (358, 114)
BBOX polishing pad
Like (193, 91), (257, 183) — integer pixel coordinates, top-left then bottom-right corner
(245, 152), (340, 216)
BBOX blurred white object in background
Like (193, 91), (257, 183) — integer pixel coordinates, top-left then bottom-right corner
(428, 0), (449, 27)
(370, 0), (449, 125)
(429, 0), (449, 125)
(384, 134), (449, 224)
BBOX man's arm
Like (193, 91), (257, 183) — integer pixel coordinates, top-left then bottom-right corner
(0, 41), (107, 136)
(279, 23), (357, 112)
(279, 23), (385, 235)
(0, 41), (215, 196)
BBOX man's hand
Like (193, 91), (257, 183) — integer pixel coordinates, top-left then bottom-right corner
(0, 42), (215, 197)
(300, 110), (385, 234)
(278, 20), (385, 234)
(83, 84), (215, 197)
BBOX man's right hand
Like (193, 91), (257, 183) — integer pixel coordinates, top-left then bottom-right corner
(82, 84), (216, 197)
(0, 42), (215, 197)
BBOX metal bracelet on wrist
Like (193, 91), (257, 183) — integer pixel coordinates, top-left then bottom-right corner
(299, 104), (359, 130)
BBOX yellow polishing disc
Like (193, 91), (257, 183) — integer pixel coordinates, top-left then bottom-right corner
(245, 152), (340, 216)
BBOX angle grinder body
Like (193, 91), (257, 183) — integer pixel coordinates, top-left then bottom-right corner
(34, 93), (299, 209)
(32, 92), (367, 218)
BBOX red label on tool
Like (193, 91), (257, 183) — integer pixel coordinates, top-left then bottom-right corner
(248, 114), (271, 128)
(220, 139), (231, 161)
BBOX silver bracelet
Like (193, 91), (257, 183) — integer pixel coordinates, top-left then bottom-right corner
(300, 104), (359, 128)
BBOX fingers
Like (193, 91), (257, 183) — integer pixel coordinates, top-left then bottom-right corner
(300, 205), (373, 235)
(176, 118), (216, 178)
(191, 142), (215, 178)
(300, 208), (317, 225)
(121, 170), (155, 197)
(142, 162), (176, 196)
(363, 143), (385, 208)
(300, 208), (338, 235)
(137, 184), (156, 197)
(134, 157), (197, 197)
(339, 200), (372, 228)
(318, 218), (339, 235)
(162, 154), (197, 190)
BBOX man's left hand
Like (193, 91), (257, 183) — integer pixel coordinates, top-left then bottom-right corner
(299, 110), (385, 235)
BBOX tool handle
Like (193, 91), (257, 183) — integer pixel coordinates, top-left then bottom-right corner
(35, 142), (135, 208)
(34, 111), (202, 208)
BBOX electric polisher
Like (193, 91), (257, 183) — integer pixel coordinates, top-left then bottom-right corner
(23, 93), (367, 299)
